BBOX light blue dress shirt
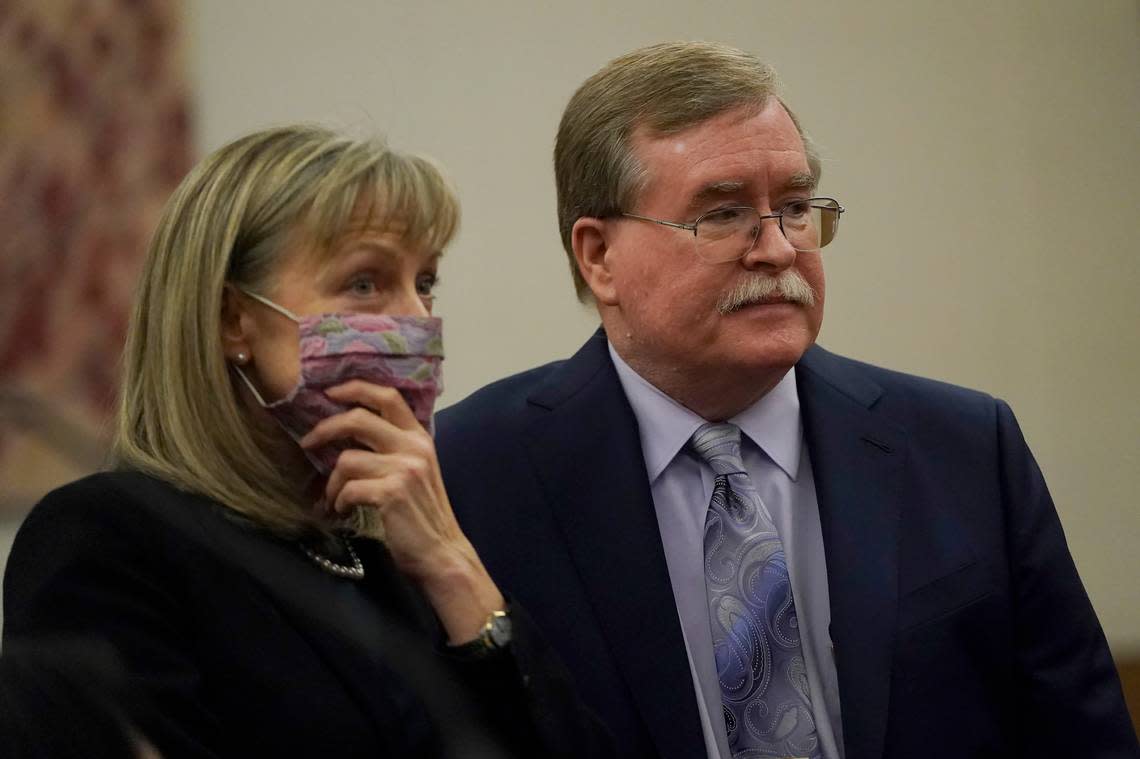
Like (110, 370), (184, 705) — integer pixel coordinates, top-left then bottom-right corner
(609, 343), (845, 759)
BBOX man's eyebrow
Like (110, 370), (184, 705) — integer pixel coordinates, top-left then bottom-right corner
(783, 172), (818, 192)
(685, 172), (818, 214)
(686, 181), (746, 212)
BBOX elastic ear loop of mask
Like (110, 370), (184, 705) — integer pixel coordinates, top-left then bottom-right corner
(229, 287), (303, 408)
(232, 363), (270, 407)
(239, 288), (302, 322)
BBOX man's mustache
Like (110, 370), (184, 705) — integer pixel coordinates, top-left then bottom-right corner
(716, 271), (817, 315)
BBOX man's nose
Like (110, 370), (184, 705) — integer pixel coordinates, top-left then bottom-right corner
(739, 216), (797, 272)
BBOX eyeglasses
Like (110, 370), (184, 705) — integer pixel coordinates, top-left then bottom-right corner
(621, 197), (845, 263)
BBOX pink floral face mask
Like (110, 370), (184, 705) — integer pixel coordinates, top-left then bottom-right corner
(233, 290), (444, 475)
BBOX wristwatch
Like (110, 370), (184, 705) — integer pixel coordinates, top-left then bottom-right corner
(448, 609), (512, 659)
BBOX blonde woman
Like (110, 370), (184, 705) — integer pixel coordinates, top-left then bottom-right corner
(3, 126), (611, 758)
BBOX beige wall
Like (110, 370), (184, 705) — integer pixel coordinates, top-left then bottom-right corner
(184, 1), (1140, 650)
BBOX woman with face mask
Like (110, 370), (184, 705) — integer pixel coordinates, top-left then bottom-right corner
(2, 126), (613, 758)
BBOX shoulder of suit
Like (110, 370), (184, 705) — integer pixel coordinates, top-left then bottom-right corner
(34, 469), (206, 517)
(801, 344), (1000, 414)
(22, 470), (248, 557)
(437, 359), (565, 431)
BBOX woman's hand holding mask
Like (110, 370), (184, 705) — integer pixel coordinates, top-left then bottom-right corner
(299, 379), (503, 644)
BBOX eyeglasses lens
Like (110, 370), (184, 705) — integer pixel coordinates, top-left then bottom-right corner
(695, 200), (840, 262)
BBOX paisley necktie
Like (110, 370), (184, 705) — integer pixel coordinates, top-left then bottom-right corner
(689, 422), (820, 759)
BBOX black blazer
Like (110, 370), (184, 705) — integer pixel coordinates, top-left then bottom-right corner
(436, 332), (1139, 759)
(2, 471), (613, 758)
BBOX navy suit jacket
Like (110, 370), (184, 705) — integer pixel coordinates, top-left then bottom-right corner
(437, 331), (1138, 759)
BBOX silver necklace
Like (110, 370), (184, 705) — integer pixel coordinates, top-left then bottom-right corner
(299, 537), (364, 580)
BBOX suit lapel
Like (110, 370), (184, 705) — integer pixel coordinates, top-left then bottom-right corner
(524, 331), (706, 759)
(797, 347), (906, 759)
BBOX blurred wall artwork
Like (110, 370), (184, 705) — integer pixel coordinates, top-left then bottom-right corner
(0, 0), (193, 518)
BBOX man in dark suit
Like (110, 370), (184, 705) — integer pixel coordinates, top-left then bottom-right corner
(436, 41), (1138, 759)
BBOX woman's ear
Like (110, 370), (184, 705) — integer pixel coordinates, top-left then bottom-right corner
(571, 217), (619, 306)
(220, 284), (252, 363)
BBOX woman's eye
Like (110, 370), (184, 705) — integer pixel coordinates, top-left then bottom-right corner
(416, 274), (439, 298)
(347, 276), (376, 296)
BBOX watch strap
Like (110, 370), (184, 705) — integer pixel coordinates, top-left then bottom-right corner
(446, 609), (512, 660)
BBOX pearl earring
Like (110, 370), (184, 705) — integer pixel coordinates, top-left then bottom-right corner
(235, 352), (248, 364)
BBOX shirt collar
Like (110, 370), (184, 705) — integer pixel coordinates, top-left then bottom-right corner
(608, 342), (803, 482)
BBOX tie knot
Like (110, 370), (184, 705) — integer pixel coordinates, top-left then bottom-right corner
(688, 422), (746, 475)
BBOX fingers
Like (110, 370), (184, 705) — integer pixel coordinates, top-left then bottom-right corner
(325, 381), (420, 431)
(321, 449), (431, 516)
(331, 475), (403, 517)
(300, 382), (428, 457)
(299, 406), (404, 455)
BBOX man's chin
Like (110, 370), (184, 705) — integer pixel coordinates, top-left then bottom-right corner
(727, 331), (818, 371)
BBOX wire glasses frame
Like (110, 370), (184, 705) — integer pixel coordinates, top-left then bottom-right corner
(621, 197), (845, 263)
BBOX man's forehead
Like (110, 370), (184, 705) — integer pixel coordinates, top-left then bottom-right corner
(630, 104), (812, 206)
(634, 99), (797, 146)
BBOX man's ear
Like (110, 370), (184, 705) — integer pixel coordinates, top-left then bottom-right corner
(220, 284), (253, 362)
(571, 217), (619, 306)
